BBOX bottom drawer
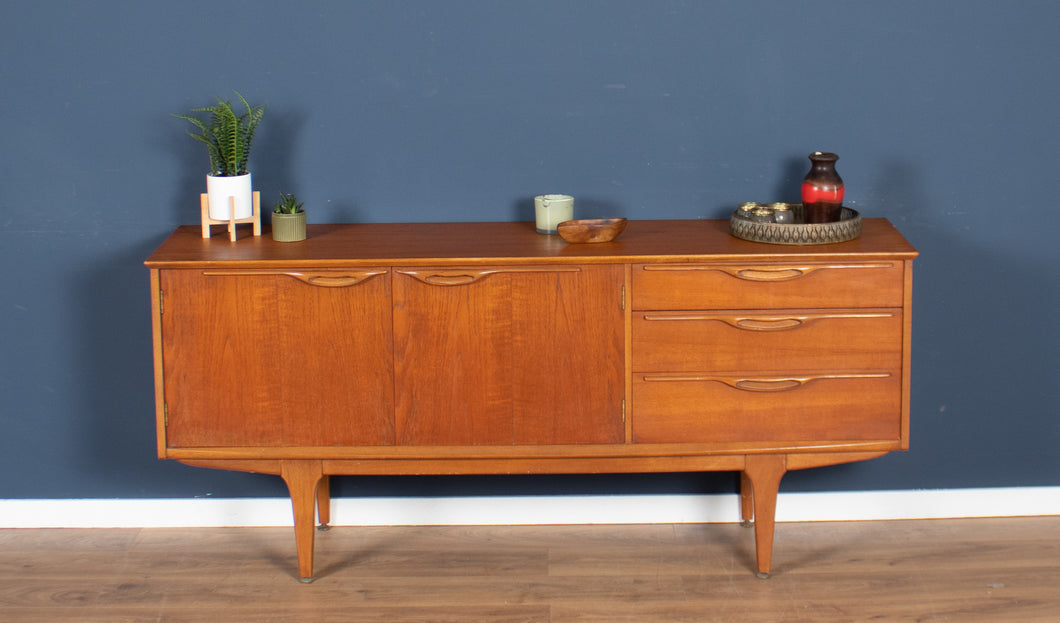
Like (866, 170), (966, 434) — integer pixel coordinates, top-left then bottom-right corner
(632, 373), (901, 443)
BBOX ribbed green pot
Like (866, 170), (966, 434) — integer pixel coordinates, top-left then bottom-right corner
(272, 211), (306, 242)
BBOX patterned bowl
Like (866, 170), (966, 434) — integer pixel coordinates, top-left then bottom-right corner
(730, 206), (861, 245)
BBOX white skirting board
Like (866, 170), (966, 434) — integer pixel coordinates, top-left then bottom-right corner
(2, 487), (1058, 529)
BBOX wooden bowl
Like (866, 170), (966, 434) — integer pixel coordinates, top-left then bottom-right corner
(557, 218), (628, 243)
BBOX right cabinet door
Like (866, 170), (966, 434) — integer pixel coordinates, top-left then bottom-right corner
(392, 264), (625, 446)
(630, 261), (906, 443)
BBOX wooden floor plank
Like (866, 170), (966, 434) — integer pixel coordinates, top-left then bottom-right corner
(0, 517), (1057, 622)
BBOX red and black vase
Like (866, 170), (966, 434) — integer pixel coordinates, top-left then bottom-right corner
(801, 152), (844, 223)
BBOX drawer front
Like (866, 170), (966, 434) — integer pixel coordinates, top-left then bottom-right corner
(632, 373), (901, 443)
(632, 262), (904, 310)
(632, 309), (902, 373)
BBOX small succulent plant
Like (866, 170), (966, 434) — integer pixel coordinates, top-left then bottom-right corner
(274, 192), (304, 214)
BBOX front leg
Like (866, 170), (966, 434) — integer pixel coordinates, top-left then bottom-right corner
(742, 454), (787, 578)
(280, 460), (325, 583)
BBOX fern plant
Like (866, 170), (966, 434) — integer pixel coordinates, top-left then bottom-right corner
(174, 92), (265, 176)
(274, 192), (304, 214)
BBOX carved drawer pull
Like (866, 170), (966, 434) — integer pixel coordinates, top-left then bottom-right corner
(726, 373), (892, 392)
(733, 378), (804, 392)
(734, 268), (808, 281)
(398, 266), (581, 286)
(203, 270), (387, 287)
(641, 263), (893, 283)
(642, 313), (805, 331)
(730, 312), (894, 331)
(642, 372), (891, 392)
(640, 311), (895, 332)
(734, 318), (803, 331)
(727, 265), (890, 281)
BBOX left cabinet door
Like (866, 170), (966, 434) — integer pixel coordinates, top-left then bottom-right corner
(158, 269), (395, 448)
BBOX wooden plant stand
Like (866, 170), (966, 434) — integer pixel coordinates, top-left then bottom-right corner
(200, 192), (261, 241)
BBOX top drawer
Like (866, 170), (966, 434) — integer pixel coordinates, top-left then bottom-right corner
(632, 262), (905, 310)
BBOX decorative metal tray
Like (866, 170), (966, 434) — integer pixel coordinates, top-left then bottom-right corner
(729, 206), (861, 245)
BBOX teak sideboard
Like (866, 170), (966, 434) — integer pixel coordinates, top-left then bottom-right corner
(145, 219), (917, 582)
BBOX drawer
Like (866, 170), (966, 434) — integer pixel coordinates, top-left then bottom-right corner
(632, 373), (901, 443)
(632, 309), (902, 373)
(632, 262), (904, 310)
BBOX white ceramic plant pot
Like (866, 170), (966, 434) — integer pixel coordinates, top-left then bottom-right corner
(206, 173), (253, 220)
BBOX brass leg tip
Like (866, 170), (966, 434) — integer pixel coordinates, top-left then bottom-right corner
(317, 523), (330, 532)
(740, 519), (753, 528)
(298, 576), (315, 584)
(755, 572), (771, 580)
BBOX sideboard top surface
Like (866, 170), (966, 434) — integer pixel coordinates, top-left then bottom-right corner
(145, 218), (917, 268)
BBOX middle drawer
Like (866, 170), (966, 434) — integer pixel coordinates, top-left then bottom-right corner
(632, 308), (902, 372)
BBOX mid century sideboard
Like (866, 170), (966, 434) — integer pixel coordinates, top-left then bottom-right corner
(145, 219), (917, 582)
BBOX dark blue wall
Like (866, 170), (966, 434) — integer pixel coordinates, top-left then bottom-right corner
(2, 1), (1057, 500)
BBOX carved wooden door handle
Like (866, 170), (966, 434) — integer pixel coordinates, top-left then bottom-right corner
(397, 266), (580, 286)
(302, 272), (386, 287)
(203, 269), (387, 287)
(423, 274), (478, 286)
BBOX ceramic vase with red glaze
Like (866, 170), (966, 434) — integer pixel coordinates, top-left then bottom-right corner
(801, 152), (844, 223)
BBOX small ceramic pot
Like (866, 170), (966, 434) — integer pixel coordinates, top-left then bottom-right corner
(272, 211), (306, 242)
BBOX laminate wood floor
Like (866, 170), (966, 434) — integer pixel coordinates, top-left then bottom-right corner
(1, 517), (1057, 622)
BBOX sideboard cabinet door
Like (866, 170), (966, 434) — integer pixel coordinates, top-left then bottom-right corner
(392, 265), (625, 446)
(159, 269), (395, 448)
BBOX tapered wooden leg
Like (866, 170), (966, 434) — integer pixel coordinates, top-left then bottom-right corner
(317, 475), (331, 530)
(739, 471), (754, 527)
(280, 460), (324, 583)
(743, 454), (787, 579)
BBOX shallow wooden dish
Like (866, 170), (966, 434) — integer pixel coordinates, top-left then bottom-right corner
(557, 218), (628, 243)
